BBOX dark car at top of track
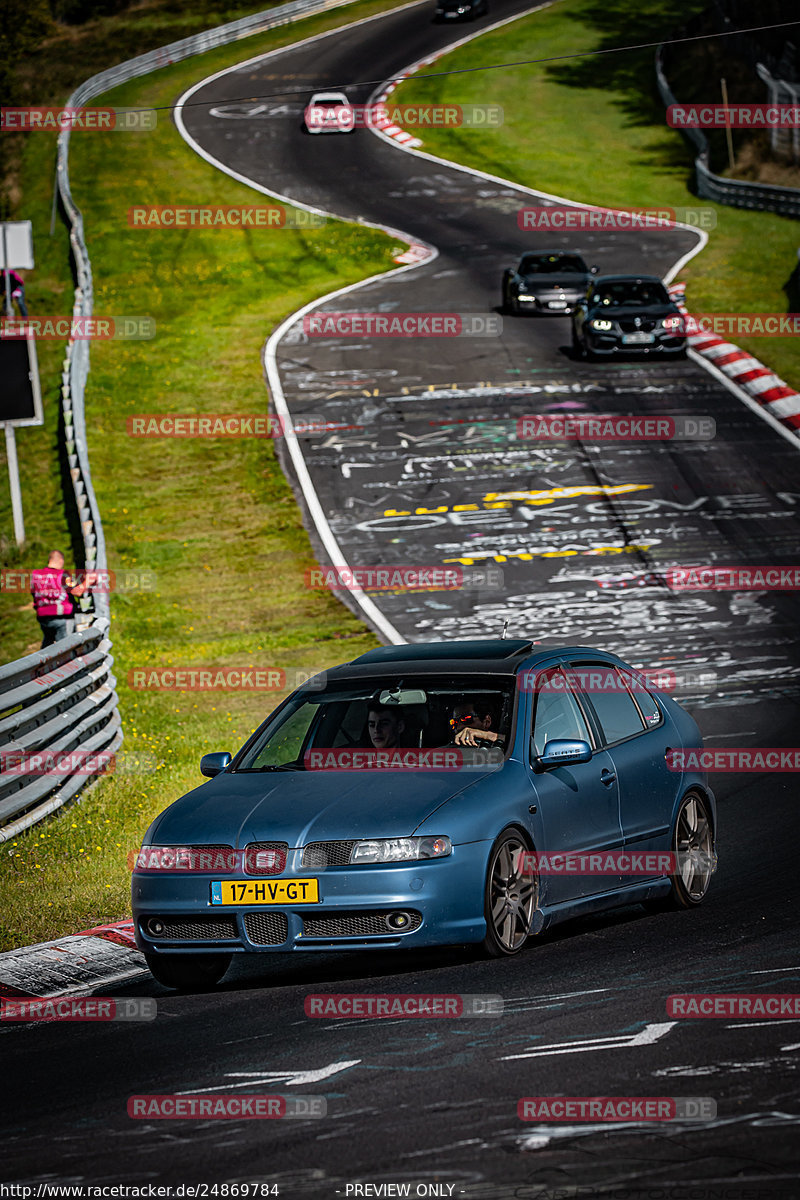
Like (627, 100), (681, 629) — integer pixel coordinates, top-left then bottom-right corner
(434, 0), (487, 20)
(132, 639), (717, 990)
(571, 273), (687, 359)
(501, 250), (598, 315)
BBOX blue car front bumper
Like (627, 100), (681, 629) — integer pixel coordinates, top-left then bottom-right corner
(133, 841), (490, 955)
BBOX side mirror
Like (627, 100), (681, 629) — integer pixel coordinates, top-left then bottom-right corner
(200, 751), (232, 778)
(536, 739), (592, 768)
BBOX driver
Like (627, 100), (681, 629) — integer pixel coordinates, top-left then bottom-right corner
(449, 699), (505, 748)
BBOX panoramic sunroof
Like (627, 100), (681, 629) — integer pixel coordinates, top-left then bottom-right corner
(352, 639), (533, 664)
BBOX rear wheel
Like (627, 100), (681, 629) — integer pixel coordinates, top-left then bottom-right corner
(145, 952), (232, 991)
(482, 831), (537, 956)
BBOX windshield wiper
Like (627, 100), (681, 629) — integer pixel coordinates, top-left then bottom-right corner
(234, 763), (304, 773)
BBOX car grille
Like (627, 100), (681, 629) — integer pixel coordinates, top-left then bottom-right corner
(146, 916), (238, 941)
(618, 317), (657, 332)
(244, 841), (288, 874)
(243, 911), (289, 945)
(302, 840), (358, 868)
(302, 911), (422, 938)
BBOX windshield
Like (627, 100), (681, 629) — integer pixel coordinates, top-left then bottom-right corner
(591, 281), (669, 307)
(234, 676), (515, 771)
(520, 254), (587, 275)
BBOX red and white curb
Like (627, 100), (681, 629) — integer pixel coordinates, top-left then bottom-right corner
(0, 920), (146, 999)
(668, 283), (800, 437)
(371, 70), (425, 149)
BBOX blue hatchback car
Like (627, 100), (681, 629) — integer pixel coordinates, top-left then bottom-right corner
(133, 640), (717, 989)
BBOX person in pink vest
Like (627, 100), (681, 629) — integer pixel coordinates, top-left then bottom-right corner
(30, 550), (93, 647)
(2, 269), (28, 317)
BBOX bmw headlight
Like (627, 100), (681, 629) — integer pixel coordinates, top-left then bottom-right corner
(351, 836), (452, 864)
(590, 318), (613, 331)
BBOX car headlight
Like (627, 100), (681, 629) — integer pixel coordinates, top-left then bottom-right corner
(590, 318), (613, 331)
(351, 836), (452, 864)
(661, 315), (683, 331)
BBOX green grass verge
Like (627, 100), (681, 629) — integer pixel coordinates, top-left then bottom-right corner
(0, 0), (415, 951)
(394, 0), (800, 388)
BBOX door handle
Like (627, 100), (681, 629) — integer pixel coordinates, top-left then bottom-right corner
(600, 769), (617, 786)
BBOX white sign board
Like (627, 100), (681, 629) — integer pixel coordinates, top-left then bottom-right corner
(0, 221), (35, 269)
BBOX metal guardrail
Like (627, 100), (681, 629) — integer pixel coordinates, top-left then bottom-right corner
(655, 45), (800, 220)
(1, 0), (361, 836)
(0, 623), (121, 840)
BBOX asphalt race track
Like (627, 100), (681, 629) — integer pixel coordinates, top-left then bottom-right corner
(4, 2), (800, 1196)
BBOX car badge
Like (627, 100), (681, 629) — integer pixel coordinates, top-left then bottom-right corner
(634, 317), (642, 327)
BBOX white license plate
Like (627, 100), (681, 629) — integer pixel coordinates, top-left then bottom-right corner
(548, 301), (568, 309)
(622, 332), (655, 345)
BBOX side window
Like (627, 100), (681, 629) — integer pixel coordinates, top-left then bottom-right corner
(531, 669), (592, 758)
(573, 664), (645, 744)
(619, 669), (662, 728)
(252, 703), (319, 767)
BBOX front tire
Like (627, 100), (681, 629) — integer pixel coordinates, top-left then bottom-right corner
(572, 323), (587, 359)
(482, 831), (537, 956)
(650, 792), (715, 911)
(145, 952), (232, 991)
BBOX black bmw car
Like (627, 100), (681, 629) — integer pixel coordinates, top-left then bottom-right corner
(501, 251), (597, 315)
(434, 0), (487, 19)
(571, 274), (687, 359)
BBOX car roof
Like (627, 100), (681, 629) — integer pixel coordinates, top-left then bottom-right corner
(520, 250), (586, 259)
(591, 274), (665, 284)
(310, 91), (349, 102)
(322, 640), (623, 682)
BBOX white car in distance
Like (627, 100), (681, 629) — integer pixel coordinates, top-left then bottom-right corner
(304, 92), (355, 134)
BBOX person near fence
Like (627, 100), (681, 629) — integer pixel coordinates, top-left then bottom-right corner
(30, 551), (93, 647)
(2, 269), (28, 318)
